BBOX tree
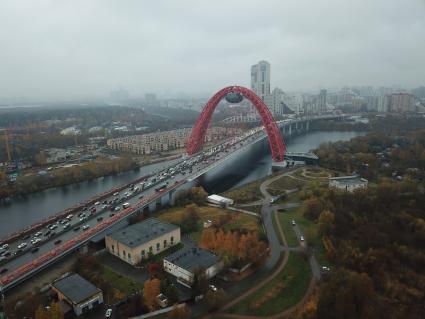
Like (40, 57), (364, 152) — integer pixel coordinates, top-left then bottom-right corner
(168, 304), (191, 319)
(318, 209), (335, 236)
(302, 197), (324, 220)
(47, 302), (64, 319)
(165, 285), (180, 305)
(35, 305), (48, 319)
(205, 289), (227, 311)
(147, 263), (162, 278)
(191, 268), (209, 298)
(143, 278), (161, 311)
(317, 270), (378, 319)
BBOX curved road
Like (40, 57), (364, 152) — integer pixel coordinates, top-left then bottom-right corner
(204, 168), (319, 319)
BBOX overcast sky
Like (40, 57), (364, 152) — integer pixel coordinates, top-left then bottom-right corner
(1, 0), (424, 100)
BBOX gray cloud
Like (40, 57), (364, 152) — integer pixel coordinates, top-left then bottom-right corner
(0, 0), (424, 99)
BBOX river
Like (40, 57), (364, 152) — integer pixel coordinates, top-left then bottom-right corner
(0, 131), (364, 236)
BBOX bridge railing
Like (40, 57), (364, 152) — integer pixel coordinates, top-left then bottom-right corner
(0, 180), (186, 287)
(0, 173), (156, 247)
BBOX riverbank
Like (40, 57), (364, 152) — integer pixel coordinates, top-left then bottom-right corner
(0, 154), (182, 201)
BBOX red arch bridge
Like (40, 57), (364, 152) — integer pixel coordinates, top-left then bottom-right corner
(187, 85), (286, 162)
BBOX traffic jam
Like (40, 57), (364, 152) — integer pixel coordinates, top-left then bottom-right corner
(0, 128), (265, 277)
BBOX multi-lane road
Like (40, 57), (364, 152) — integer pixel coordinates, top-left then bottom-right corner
(0, 114), (341, 287)
(0, 127), (266, 283)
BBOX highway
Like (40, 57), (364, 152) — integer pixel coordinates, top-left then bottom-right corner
(0, 114), (341, 288)
(0, 126), (268, 283)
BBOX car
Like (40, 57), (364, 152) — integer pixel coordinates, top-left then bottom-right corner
(82, 224), (90, 230)
(23, 234), (31, 240)
(209, 284), (218, 292)
(17, 243), (27, 249)
(300, 236), (305, 241)
(94, 201), (100, 205)
(31, 247), (39, 253)
(123, 202), (130, 209)
(63, 223), (71, 229)
(59, 219), (68, 224)
(291, 220), (296, 226)
(66, 214), (74, 220)
(49, 224), (58, 230)
(73, 226), (80, 231)
(0, 268), (8, 274)
(109, 213), (115, 217)
(48, 232), (56, 238)
(44, 230), (51, 236)
(54, 239), (62, 245)
(139, 195), (144, 199)
(105, 308), (113, 318)
(97, 217), (103, 222)
(34, 231), (43, 237)
(1, 244), (9, 250)
(114, 207), (120, 211)
(113, 192), (119, 196)
(322, 266), (331, 272)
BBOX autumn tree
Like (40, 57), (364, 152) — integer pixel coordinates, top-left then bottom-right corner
(165, 285), (179, 305)
(302, 197), (324, 220)
(143, 278), (161, 311)
(318, 209), (335, 236)
(168, 304), (191, 319)
(205, 289), (227, 311)
(317, 270), (378, 319)
(35, 305), (48, 319)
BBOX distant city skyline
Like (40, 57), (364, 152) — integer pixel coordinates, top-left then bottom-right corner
(0, 0), (424, 101)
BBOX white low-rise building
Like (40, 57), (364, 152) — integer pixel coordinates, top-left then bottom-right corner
(329, 175), (368, 192)
(206, 194), (234, 207)
(164, 246), (223, 288)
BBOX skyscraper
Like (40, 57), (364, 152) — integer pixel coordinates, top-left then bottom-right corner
(251, 60), (271, 101)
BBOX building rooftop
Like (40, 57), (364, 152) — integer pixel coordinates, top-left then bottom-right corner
(164, 246), (220, 272)
(51, 273), (100, 305)
(207, 194), (234, 204)
(109, 218), (179, 248)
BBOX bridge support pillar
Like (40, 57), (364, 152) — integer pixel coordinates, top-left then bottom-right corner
(148, 201), (157, 212)
(169, 190), (175, 206)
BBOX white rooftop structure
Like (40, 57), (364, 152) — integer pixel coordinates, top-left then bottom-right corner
(207, 194), (234, 206)
(329, 175), (368, 192)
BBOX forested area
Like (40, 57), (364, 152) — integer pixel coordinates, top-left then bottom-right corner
(298, 181), (425, 319)
(315, 128), (425, 181)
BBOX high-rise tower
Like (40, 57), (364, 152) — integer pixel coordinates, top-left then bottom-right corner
(251, 60), (271, 101)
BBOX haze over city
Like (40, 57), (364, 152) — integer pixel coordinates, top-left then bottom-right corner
(1, 1), (425, 319)
(1, 0), (425, 100)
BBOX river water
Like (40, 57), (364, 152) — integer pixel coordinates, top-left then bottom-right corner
(0, 131), (364, 236)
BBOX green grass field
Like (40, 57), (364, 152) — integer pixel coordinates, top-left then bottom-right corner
(101, 265), (144, 294)
(221, 176), (269, 204)
(228, 252), (311, 316)
(157, 205), (261, 242)
(277, 207), (329, 266)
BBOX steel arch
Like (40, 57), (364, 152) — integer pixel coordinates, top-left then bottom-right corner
(187, 85), (286, 162)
